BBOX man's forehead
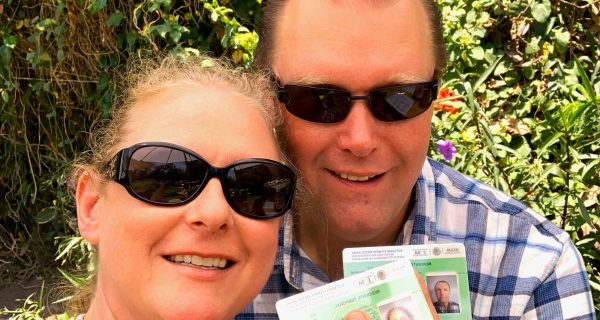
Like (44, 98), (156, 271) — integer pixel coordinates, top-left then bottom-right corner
(281, 72), (429, 86)
(320, 0), (399, 7)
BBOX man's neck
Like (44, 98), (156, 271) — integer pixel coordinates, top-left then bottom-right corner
(295, 210), (408, 281)
(293, 187), (416, 281)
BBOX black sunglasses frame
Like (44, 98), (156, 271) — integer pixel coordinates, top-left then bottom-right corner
(275, 77), (438, 123)
(109, 142), (296, 219)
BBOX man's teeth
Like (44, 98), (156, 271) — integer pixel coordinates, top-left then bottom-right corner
(170, 255), (227, 268)
(338, 173), (376, 182)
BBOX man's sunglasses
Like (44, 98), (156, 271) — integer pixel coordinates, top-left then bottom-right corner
(275, 78), (438, 123)
(109, 142), (296, 219)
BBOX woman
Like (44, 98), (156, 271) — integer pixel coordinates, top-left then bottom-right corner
(71, 55), (295, 319)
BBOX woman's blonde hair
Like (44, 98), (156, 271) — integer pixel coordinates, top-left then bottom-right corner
(71, 53), (282, 187)
(66, 53), (284, 315)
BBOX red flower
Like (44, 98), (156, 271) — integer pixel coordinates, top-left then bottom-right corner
(434, 88), (461, 114)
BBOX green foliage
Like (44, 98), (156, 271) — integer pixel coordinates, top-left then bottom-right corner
(431, 0), (600, 310)
(0, 281), (75, 320)
(0, 0), (261, 283)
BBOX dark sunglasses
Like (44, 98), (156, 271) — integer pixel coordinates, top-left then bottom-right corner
(109, 142), (296, 219)
(275, 78), (438, 123)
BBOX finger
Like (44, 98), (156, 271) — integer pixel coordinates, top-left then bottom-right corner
(343, 309), (372, 320)
(415, 270), (439, 320)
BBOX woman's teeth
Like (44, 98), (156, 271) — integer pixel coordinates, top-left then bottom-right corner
(168, 255), (228, 269)
(337, 172), (376, 182)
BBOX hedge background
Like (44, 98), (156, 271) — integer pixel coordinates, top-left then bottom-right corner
(0, 0), (598, 313)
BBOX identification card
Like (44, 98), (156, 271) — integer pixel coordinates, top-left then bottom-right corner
(343, 243), (472, 320)
(276, 259), (433, 320)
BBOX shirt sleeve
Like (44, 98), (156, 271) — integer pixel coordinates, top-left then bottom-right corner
(522, 239), (595, 319)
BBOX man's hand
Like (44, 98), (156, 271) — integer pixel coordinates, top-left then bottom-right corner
(342, 309), (372, 320)
(415, 270), (440, 320)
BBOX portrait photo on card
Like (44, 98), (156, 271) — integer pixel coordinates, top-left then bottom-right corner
(426, 272), (461, 314)
(377, 294), (419, 320)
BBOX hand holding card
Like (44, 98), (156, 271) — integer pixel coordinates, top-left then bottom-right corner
(276, 259), (434, 320)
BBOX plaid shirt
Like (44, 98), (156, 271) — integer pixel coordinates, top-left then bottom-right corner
(236, 158), (595, 319)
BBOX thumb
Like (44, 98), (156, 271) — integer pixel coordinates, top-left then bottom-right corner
(344, 309), (372, 320)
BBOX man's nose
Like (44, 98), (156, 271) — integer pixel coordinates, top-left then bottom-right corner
(335, 100), (379, 158)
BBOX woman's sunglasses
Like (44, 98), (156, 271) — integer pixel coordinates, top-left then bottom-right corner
(109, 142), (296, 219)
(275, 78), (438, 123)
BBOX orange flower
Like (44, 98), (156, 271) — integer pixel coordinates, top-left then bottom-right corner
(435, 88), (461, 114)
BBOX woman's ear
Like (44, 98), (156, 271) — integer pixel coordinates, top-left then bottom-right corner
(76, 171), (103, 246)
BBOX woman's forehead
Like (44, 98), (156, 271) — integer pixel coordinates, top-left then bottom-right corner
(119, 84), (279, 163)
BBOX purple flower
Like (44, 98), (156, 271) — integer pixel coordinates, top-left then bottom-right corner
(66, 179), (75, 190)
(436, 139), (457, 161)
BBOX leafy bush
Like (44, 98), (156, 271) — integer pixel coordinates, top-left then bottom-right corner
(430, 0), (599, 309)
(0, 0), (260, 282)
(0, 0), (598, 314)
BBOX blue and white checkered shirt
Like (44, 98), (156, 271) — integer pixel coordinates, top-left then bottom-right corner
(236, 158), (595, 319)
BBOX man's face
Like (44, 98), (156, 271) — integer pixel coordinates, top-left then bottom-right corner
(435, 282), (451, 303)
(272, 0), (436, 243)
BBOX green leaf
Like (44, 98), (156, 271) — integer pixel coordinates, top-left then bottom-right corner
(577, 197), (597, 231)
(525, 36), (541, 55)
(573, 57), (596, 102)
(1, 90), (9, 103)
(473, 54), (504, 92)
(3, 35), (17, 49)
(210, 10), (219, 23)
(552, 29), (570, 52)
(0, 45), (12, 65)
(528, 163), (560, 190)
(57, 267), (85, 286)
(471, 46), (485, 60)
(35, 207), (57, 224)
(107, 11), (124, 28)
(494, 59), (511, 75)
(560, 102), (587, 131)
(169, 31), (182, 43)
(126, 31), (138, 48)
(538, 132), (564, 157)
(87, 0), (107, 13)
(531, 0), (552, 23)
(57, 49), (64, 62)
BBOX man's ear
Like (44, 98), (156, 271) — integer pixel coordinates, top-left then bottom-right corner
(76, 171), (103, 246)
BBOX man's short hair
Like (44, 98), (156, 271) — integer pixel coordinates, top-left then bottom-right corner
(255, 0), (447, 73)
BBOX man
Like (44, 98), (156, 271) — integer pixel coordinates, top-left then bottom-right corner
(432, 280), (460, 314)
(236, 0), (595, 319)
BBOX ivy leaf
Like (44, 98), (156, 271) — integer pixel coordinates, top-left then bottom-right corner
(36, 207), (57, 224)
(531, 0), (552, 23)
(494, 59), (511, 75)
(552, 28), (570, 52)
(107, 11), (124, 28)
(3, 35), (17, 49)
(87, 0), (107, 14)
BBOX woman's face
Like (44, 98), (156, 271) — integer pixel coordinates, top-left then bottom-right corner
(79, 83), (281, 319)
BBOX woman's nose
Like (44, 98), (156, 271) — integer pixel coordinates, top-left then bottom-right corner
(184, 178), (234, 232)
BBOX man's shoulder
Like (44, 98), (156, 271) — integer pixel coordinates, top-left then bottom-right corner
(422, 158), (567, 241)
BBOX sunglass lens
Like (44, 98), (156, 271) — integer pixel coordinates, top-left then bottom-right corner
(370, 84), (433, 121)
(284, 85), (351, 123)
(224, 162), (294, 218)
(128, 146), (207, 204)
